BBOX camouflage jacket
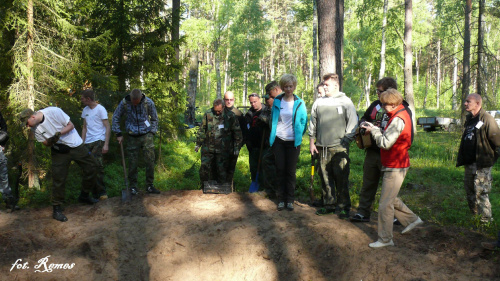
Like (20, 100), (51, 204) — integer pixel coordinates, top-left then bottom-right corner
(196, 108), (243, 153)
(257, 106), (272, 147)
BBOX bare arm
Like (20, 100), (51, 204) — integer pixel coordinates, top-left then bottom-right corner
(81, 119), (87, 143)
(102, 119), (111, 154)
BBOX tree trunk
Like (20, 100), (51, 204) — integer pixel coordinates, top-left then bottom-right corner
(404, 0), (416, 133)
(317, 0), (336, 78)
(335, 0), (344, 90)
(365, 71), (372, 109)
(379, 0), (388, 80)
(477, 0), (485, 96)
(313, 0), (319, 99)
(185, 52), (198, 125)
(423, 65), (429, 109)
(415, 48), (419, 85)
(27, 0), (39, 189)
(171, 0), (180, 98)
(215, 41), (221, 99)
(462, 0), (472, 120)
(437, 39), (441, 108)
(452, 43), (458, 110)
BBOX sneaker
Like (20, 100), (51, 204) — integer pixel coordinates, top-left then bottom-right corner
(350, 213), (370, 222)
(286, 203), (294, 211)
(338, 210), (350, 219)
(78, 193), (99, 204)
(277, 202), (285, 211)
(481, 241), (499, 251)
(130, 187), (139, 195)
(402, 217), (423, 234)
(147, 185), (160, 194)
(369, 240), (394, 248)
(393, 218), (402, 225)
(316, 207), (335, 216)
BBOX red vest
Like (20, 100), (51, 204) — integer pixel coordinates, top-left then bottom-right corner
(380, 105), (412, 168)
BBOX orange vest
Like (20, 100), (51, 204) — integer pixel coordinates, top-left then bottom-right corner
(380, 105), (412, 168)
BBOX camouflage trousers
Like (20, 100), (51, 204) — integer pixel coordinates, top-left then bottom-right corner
(0, 149), (11, 196)
(318, 146), (351, 211)
(51, 144), (97, 205)
(127, 133), (155, 189)
(464, 163), (493, 222)
(85, 140), (105, 193)
(199, 148), (228, 184)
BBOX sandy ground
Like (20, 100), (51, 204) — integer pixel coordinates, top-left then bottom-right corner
(0, 190), (499, 281)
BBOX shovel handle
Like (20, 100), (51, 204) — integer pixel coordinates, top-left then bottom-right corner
(120, 141), (128, 180)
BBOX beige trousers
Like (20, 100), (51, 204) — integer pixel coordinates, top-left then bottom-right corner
(378, 168), (419, 243)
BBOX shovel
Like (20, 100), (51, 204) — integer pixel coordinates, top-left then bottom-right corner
(249, 131), (266, 193)
(120, 141), (131, 202)
(309, 152), (317, 203)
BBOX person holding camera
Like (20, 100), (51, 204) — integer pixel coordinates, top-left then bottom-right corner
(360, 89), (422, 248)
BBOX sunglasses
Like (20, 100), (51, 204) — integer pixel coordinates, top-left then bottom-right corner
(248, 94), (259, 98)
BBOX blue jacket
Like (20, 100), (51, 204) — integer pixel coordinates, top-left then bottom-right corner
(269, 94), (308, 147)
(112, 93), (158, 137)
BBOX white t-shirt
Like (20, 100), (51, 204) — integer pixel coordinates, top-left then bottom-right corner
(276, 99), (295, 141)
(81, 104), (108, 143)
(35, 107), (83, 148)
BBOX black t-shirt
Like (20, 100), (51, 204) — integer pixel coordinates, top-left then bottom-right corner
(462, 114), (479, 165)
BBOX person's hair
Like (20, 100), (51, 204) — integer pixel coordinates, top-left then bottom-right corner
(81, 89), (95, 101)
(130, 89), (143, 100)
(213, 99), (223, 107)
(316, 82), (324, 90)
(468, 93), (482, 106)
(376, 77), (398, 91)
(248, 93), (259, 99)
(265, 81), (279, 94)
(322, 73), (339, 84)
(279, 74), (297, 89)
(380, 88), (403, 106)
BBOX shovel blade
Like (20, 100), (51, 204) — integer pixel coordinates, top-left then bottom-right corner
(121, 188), (131, 202)
(249, 173), (260, 193)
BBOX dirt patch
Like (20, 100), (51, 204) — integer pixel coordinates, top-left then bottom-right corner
(0, 190), (499, 280)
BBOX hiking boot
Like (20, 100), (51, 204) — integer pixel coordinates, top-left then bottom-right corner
(78, 192), (99, 204)
(52, 205), (68, 222)
(94, 191), (108, 201)
(369, 240), (394, 248)
(481, 241), (499, 251)
(338, 210), (350, 219)
(316, 207), (335, 216)
(130, 187), (139, 195)
(402, 217), (423, 234)
(350, 213), (370, 222)
(277, 202), (285, 211)
(147, 185), (160, 194)
(312, 200), (324, 207)
(286, 203), (294, 211)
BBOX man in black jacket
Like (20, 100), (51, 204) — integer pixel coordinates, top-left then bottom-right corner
(456, 94), (500, 223)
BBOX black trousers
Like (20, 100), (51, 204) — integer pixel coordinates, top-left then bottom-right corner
(272, 138), (301, 204)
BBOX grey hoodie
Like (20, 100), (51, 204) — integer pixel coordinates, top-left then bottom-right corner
(308, 91), (358, 147)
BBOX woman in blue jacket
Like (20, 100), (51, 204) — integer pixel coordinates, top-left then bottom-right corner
(269, 74), (308, 211)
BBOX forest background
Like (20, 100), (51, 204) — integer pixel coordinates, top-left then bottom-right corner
(0, 0), (499, 236)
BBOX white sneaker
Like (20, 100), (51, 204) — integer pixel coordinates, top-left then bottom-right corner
(369, 240), (394, 248)
(402, 217), (423, 234)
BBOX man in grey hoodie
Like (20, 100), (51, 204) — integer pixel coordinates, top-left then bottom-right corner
(309, 73), (358, 218)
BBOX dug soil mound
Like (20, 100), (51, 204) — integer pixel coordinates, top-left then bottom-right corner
(1, 190), (499, 280)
